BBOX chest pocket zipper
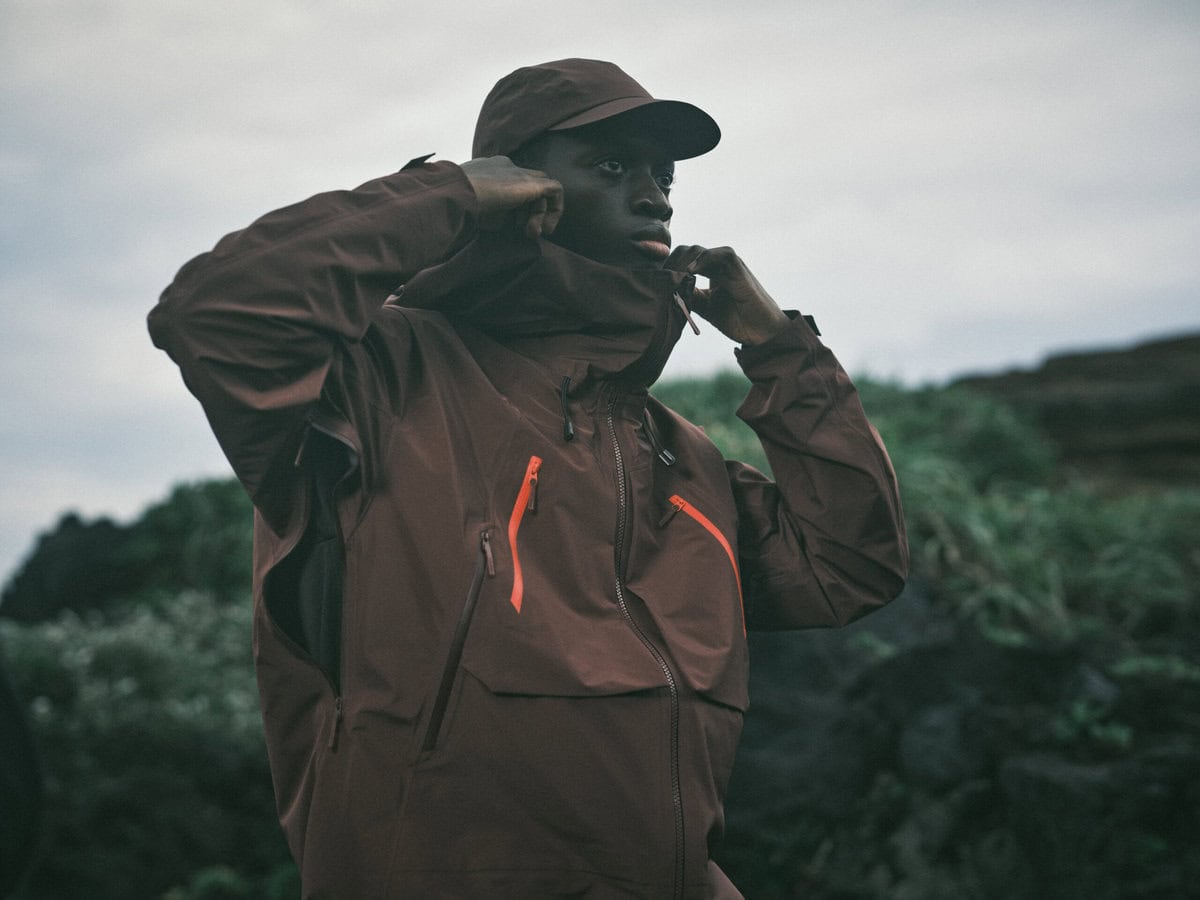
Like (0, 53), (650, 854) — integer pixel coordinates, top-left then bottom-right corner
(508, 455), (542, 613)
(660, 494), (746, 635)
(421, 529), (494, 754)
(421, 456), (542, 753)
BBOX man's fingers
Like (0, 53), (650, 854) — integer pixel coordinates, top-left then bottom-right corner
(523, 197), (547, 239)
(521, 178), (566, 237)
(514, 176), (562, 238)
(664, 241), (787, 343)
(666, 245), (740, 274)
(664, 244), (708, 273)
(687, 286), (715, 320)
(461, 156), (565, 236)
(687, 246), (739, 277)
(539, 180), (564, 235)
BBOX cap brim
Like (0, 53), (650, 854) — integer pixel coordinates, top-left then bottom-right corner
(549, 97), (720, 160)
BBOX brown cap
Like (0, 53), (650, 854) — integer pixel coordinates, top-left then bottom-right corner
(472, 58), (720, 161)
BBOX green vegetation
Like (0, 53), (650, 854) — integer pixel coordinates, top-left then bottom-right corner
(662, 376), (1200, 651)
(1, 480), (253, 622)
(1, 595), (295, 899)
(2, 374), (1196, 897)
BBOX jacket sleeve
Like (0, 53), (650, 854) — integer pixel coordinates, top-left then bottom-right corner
(148, 161), (479, 531)
(730, 314), (909, 630)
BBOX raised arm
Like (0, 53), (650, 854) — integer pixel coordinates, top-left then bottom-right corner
(731, 316), (908, 629)
(666, 244), (908, 629)
(148, 161), (480, 526)
(149, 156), (569, 530)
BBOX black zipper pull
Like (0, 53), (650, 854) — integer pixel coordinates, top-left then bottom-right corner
(643, 410), (677, 466)
(658, 498), (684, 527)
(527, 471), (539, 512)
(481, 530), (495, 576)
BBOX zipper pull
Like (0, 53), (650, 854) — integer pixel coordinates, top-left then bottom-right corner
(481, 529), (496, 576)
(527, 469), (539, 512)
(674, 291), (702, 335)
(327, 695), (343, 750)
(658, 497), (684, 527)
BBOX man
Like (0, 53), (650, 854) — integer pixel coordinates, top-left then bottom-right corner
(149, 59), (907, 899)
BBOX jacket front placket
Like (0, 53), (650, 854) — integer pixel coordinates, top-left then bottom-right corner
(598, 383), (687, 899)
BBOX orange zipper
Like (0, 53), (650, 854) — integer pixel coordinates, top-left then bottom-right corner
(663, 494), (745, 634)
(507, 455), (542, 612)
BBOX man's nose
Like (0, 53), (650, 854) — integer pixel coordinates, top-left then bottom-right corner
(630, 172), (672, 221)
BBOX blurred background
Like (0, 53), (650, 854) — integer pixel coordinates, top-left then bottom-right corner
(1, 2), (1197, 897)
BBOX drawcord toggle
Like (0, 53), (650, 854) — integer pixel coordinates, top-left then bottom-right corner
(643, 409), (676, 467)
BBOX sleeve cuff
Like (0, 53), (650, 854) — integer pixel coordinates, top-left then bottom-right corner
(735, 310), (823, 371)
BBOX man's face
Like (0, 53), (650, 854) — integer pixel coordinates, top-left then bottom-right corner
(527, 120), (676, 270)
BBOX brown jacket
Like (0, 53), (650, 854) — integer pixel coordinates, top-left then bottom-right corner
(149, 160), (908, 898)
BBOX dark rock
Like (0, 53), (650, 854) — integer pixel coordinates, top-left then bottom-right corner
(720, 576), (1199, 899)
(955, 332), (1200, 486)
(1000, 743), (1200, 899)
(1000, 753), (1117, 899)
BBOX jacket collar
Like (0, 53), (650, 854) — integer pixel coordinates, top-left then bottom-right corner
(393, 233), (691, 390)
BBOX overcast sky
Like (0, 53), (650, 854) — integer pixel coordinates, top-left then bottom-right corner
(2, 1), (1197, 587)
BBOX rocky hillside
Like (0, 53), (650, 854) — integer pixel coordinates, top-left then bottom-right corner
(956, 333), (1200, 486)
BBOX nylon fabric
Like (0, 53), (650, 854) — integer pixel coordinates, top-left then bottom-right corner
(148, 160), (908, 898)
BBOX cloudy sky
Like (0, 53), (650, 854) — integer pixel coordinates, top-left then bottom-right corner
(2, 1), (1197, 587)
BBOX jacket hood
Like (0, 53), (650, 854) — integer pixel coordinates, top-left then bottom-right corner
(391, 233), (693, 390)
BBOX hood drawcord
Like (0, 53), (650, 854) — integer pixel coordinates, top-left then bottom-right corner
(642, 410), (676, 466)
(559, 376), (576, 442)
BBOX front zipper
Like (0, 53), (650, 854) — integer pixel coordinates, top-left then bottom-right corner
(660, 494), (746, 635)
(421, 528), (494, 754)
(607, 397), (686, 900)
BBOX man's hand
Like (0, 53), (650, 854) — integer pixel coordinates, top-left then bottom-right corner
(664, 245), (791, 346)
(460, 156), (564, 239)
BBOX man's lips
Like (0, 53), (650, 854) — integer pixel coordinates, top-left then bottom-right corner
(633, 239), (671, 260)
(631, 226), (672, 260)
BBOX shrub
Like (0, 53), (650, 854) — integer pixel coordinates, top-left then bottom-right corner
(2, 480), (254, 623)
(1, 594), (293, 899)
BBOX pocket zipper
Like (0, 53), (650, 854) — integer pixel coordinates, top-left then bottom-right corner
(507, 456), (542, 612)
(661, 494), (746, 634)
(421, 528), (494, 753)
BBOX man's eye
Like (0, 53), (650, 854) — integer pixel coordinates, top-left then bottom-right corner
(655, 173), (674, 191)
(597, 159), (625, 174)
